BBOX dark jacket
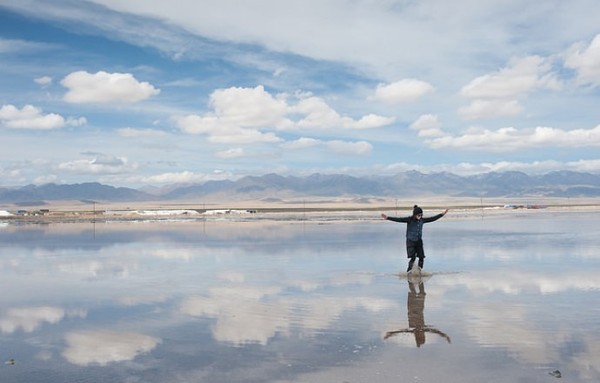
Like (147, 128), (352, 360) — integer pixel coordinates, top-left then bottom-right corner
(385, 213), (445, 243)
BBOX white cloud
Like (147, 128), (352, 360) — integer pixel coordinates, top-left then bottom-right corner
(210, 85), (291, 128)
(175, 85), (287, 144)
(426, 124), (600, 152)
(458, 56), (561, 121)
(410, 114), (444, 138)
(34, 76), (53, 87)
(61, 71), (160, 104)
(176, 114), (283, 144)
(458, 99), (523, 120)
(282, 138), (372, 156)
(63, 330), (160, 366)
(4, 1), (600, 184)
(460, 56), (560, 100)
(0, 37), (56, 53)
(121, 170), (235, 185)
(84, 0), (595, 83)
(180, 288), (288, 346)
(216, 147), (246, 159)
(293, 97), (347, 128)
(119, 294), (170, 306)
(0, 104), (85, 130)
(373, 79), (434, 104)
(326, 140), (372, 156)
(464, 303), (560, 364)
(57, 156), (137, 174)
(34, 174), (59, 185)
(117, 127), (168, 138)
(175, 85), (393, 144)
(0, 306), (85, 334)
(138, 171), (203, 184)
(0, 307), (63, 333)
(294, 96), (395, 129)
(280, 137), (320, 149)
(66, 117), (87, 126)
(378, 158), (600, 176)
(351, 113), (396, 129)
(180, 280), (396, 346)
(564, 33), (600, 87)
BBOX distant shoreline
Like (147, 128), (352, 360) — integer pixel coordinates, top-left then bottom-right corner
(2, 197), (600, 223)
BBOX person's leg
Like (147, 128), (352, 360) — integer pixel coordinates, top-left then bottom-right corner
(416, 240), (425, 269)
(406, 243), (417, 272)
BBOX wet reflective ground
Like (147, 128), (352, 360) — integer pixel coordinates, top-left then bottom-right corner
(1, 211), (599, 382)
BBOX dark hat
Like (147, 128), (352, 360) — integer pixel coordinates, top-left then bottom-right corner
(413, 205), (423, 216)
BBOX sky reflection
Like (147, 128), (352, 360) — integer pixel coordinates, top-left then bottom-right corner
(1, 213), (599, 382)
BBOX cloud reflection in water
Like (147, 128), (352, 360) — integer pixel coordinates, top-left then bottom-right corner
(0, 214), (599, 382)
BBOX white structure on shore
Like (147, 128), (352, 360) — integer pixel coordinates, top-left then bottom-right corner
(203, 209), (253, 215)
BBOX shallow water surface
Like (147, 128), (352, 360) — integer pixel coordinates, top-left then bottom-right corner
(1, 212), (599, 382)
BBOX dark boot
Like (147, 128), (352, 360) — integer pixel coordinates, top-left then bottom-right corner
(407, 257), (415, 272)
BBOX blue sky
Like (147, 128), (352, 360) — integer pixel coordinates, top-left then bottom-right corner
(1, 0), (600, 187)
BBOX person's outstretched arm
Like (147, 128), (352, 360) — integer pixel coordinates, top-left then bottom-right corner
(381, 213), (410, 223)
(422, 209), (449, 223)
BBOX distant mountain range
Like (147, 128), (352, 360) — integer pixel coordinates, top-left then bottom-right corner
(2, 171), (600, 204)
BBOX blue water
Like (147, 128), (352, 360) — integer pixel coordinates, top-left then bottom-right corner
(1, 211), (599, 382)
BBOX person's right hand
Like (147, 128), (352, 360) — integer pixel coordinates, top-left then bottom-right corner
(381, 213), (388, 219)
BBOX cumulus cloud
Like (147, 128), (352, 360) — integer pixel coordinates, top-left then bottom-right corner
(564, 33), (600, 87)
(175, 85), (393, 144)
(373, 79), (434, 104)
(459, 56), (561, 121)
(0, 104), (86, 130)
(61, 71), (160, 104)
(461, 56), (560, 99)
(293, 96), (395, 129)
(175, 86), (287, 144)
(410, 114), (444, 138)
(63, 330), (160, 366)
(176, 114), (283, 144)
(210, 85), (290, 128)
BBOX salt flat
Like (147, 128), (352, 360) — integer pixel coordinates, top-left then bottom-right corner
(1, 211), (599, 382)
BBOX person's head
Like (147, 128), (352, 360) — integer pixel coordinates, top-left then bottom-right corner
(412, 205), (423, 219)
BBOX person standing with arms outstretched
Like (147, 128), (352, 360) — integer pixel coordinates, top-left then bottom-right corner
(381, 205), (449, 272)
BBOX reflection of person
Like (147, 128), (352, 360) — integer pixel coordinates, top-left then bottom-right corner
(381, 205), (448, 272)
(384, 281), (451, 347)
